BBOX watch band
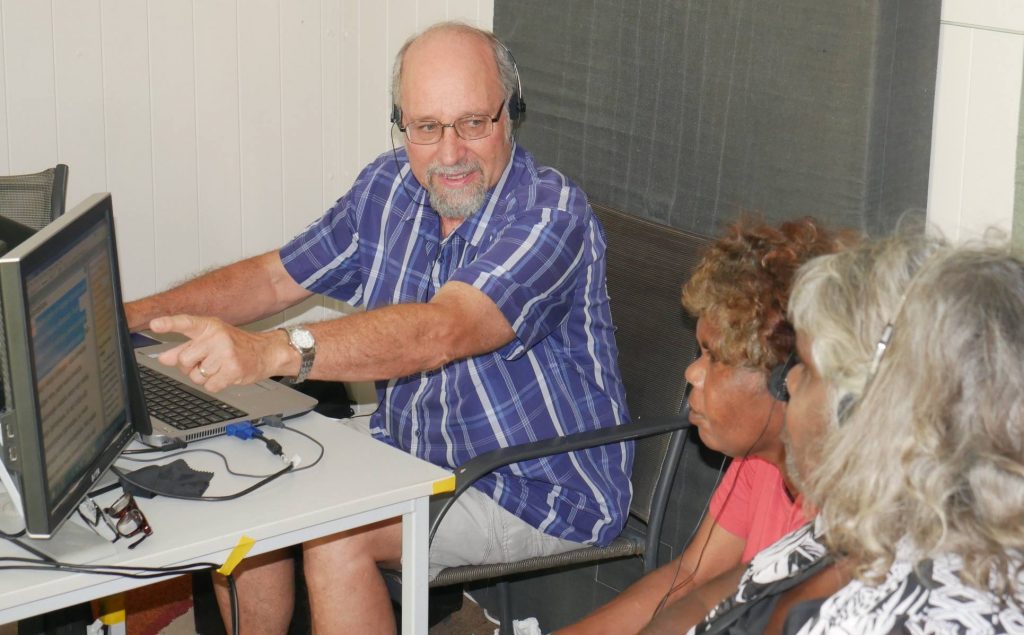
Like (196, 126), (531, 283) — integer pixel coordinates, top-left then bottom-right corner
(280, 326), (315, 384)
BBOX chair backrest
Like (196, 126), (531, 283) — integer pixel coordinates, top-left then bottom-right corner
(593, 203), (713, 524)
(0, 164), (70, 230)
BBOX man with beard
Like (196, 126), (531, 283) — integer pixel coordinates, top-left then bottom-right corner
(125, 21), (631, 635)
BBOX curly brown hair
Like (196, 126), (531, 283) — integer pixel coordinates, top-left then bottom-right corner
(682, 217), (853, 371)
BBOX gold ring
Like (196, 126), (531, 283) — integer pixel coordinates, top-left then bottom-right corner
(198, 365), (211, 378)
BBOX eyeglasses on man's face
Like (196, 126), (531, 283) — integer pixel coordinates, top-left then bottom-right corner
(77, 491), (152, 549)
(397, 102), (504, 145)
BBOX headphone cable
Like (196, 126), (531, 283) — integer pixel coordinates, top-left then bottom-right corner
(651, 397), (781, 616)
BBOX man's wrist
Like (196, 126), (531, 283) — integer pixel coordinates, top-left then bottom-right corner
(278, 325), (316, 384)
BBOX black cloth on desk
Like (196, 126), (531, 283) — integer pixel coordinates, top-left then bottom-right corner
(120, 459), (213, 499)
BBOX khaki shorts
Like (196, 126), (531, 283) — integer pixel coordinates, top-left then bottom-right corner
(343, 417), (581, 578)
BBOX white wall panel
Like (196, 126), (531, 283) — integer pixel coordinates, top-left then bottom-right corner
(927, 26), (972, 239)
(448, 0), (480, 23)
(928, 1), (1024, 241)
(2, 2), (57, 173)
(363, 3), (395, 157)
(957, 30), (1022, 239)
(0, 4), (8, 175)
(281, 0), (324, 238)
(52, 1), (106, 204)
(100, 0), (156, 301)
(942, 0), (1024, 33)
(237, 0), (284, 257)
(194, 0), (244, 271)
(149, 1), (201, 291)
(321, 0), (342, 219)
(417, 1), (448, 29)
(0, 0), (494, 303)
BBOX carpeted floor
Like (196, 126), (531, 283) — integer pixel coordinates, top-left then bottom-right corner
(2, 582), (498, 634)
(428, 593), (499, 635)
(124, 576), (193, 635)
(151, 587), (498, 635)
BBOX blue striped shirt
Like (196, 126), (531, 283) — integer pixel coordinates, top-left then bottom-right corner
(279, 145), (632, 545)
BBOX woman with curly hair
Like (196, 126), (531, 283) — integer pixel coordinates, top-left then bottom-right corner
(556, 217), (849, 635)
(660, 230), (1024, 634)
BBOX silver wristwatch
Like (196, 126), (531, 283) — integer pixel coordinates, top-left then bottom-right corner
(280, 326), (316, 384)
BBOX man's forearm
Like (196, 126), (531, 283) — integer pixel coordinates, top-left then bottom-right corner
(125, 251), (306, 331)
(304, 283), (514, 382)
(152, 280), (515, 391)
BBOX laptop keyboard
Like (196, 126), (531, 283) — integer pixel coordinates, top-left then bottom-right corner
(138, 365), (248, 430)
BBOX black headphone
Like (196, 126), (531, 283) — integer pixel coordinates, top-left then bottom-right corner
(390, 40), (526, 127)
(767, 351), (798, 402)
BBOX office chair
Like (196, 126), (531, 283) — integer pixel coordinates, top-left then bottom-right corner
(0, 164), (69, 229)
(410, 203), (714, 634)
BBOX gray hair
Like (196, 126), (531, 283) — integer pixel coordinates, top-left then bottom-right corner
(391, 21), (518, 142)
(790, 230), (1024, 595)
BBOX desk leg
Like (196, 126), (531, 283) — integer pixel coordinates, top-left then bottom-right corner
(401, 496), (429, 635)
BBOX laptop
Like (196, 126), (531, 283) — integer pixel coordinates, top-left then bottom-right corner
(132, 336), (318, 446)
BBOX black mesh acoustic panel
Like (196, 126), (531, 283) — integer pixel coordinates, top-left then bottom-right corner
(495, 0), (939, 238)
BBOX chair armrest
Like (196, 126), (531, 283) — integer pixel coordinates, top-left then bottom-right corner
(450, 413), (691, 498)
(428, 412), (691, 545)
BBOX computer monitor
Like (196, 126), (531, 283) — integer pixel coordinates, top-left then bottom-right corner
(0, 193), (149, 538)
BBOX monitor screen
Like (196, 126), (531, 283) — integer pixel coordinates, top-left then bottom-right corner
(0, 193), (147, 538)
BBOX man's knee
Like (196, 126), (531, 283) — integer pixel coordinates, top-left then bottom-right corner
(304, 518), (403, 578)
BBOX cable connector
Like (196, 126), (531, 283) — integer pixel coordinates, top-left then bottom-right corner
(225, 422), (260, 440)
(262, 437), (283, 456)
(226, 422), (284, 456)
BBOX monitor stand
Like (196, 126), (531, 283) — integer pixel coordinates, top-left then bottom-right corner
(0, 483), (117, 564)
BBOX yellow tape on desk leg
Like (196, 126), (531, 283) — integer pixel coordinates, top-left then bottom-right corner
(217, 535), (256, 576)
(96, 594), (125, 625)
(432, 475), (456, 495)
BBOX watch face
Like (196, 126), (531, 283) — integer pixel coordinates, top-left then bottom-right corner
(290, 328), (315, 350)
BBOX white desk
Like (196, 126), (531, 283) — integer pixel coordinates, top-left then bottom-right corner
(0, 412), (454, 634)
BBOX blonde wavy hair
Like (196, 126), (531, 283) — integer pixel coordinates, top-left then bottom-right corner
(682, 217), (850, 371)
(790, 230), (1024, 595)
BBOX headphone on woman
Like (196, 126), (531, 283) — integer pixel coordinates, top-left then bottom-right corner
(767, 351), (798, 402)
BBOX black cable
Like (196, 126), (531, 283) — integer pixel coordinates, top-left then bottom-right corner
(9, 537), (57, 562)
(111, 462), (294, 501)
(227, 572), (240, 635)
(118, 424), (325, 476)
(122, 438), (187, 454)
(0, 552), (221, 578)
(651, 453), (728, 617)
(0, 527), (25, 540)
(279, 422), (326, 471)
(119, 448), (271, 478)
(651, 398), (781, 618)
